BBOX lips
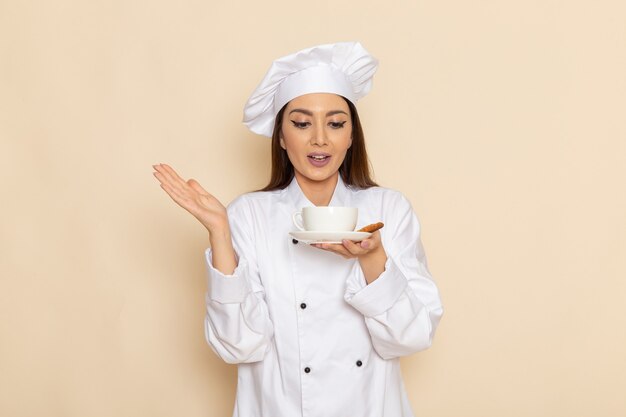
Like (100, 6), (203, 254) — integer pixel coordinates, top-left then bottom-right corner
(307, 152), (332, 167)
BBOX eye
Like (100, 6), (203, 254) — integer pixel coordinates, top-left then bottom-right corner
(291, 120), (310, 129)
(328, 121), (347, 129)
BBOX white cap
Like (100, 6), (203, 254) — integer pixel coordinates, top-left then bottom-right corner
(242, 42), (378, 137)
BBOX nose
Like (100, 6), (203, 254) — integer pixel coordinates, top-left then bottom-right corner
(310, 121), (328, 146)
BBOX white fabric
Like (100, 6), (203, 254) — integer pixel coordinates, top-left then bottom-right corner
(274, 66), (355, 114)
(204, 176), (444, 417)
(242, 42), (379, 137)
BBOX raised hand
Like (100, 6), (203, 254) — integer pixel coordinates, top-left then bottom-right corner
(153, 163), (237, 274)
(152, 163), (229, 234)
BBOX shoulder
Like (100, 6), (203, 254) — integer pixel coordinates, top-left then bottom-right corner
(349, 184), (413, 210)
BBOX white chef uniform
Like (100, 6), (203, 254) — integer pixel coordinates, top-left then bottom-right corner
(204, 175), (444, 417)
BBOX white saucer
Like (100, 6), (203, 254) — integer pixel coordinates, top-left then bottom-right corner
(289, 231), (372, 244)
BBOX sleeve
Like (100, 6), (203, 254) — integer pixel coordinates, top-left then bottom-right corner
(203, 197), (274, 364)
(343, 192), (444, 360)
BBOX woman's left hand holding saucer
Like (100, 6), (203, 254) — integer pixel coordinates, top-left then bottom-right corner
(312, 231), (387, 284)
(312, 231), (381, 259)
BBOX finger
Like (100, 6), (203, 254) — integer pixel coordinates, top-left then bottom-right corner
(155, 163), (188, 189)
(342, 239), (368, 256)
(154, 165), (195, 197)
(153, 165), (180, 190)
(159, 182), (188, 207)
(187, 178), (209, 196)
(316, 242), (343, 251)
(159, 178), (194, 204)
(152, 170), (170, 186)
(159, 163), (184, 181)
(153, 163), (173, 180)
(153, 170), (191, 200)
(313, 245), (354, 259)
(318, 243), (354, 258)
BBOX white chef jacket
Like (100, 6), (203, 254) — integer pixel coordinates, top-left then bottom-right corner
(204, 175), (443, 417)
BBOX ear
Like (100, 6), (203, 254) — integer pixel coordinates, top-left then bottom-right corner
(279, 131), (286, 150)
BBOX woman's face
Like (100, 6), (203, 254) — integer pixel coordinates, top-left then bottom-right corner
(280, 93), (352, 185)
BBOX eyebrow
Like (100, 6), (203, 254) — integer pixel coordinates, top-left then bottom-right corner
(288, 109), (349, 117)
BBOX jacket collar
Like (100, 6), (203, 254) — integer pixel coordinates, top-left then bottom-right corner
(285, 174), (350, 208)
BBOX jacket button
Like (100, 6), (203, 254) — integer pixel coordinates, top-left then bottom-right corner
(356, 360), (363, 367)
(300, 303), (307, 309)
(292, 239), (299, 244)
(304, 367), (311, 373)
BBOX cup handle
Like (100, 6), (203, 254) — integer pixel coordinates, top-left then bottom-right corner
(292, 211), (305, 231)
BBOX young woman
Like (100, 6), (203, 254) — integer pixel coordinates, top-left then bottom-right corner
(153, 42), (443, 417)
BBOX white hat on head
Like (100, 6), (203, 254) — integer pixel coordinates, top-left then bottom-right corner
(242, 42), (379, 137)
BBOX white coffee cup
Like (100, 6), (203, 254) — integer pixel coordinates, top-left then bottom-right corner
(292, 207), (358, 232)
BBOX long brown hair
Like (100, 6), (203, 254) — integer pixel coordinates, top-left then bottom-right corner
(260, 97), (378, 191)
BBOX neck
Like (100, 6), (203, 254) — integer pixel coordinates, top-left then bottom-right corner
(295, 172), (339, 206)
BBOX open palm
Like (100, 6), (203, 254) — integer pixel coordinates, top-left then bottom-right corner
(152, 163), (228, 233)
